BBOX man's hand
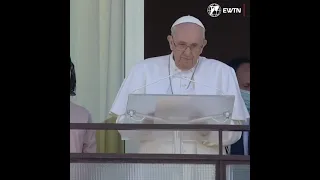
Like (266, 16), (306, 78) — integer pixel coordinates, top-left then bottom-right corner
(199, 130), (210, 136)
(190, 120), (210, 137)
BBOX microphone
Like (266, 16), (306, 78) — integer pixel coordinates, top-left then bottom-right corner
(132, 72), (225, 95)
(131, 72), (181, 94)
(177, 76), (225, 95)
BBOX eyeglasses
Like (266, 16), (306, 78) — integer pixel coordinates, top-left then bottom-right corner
(172, 39), (203, 53)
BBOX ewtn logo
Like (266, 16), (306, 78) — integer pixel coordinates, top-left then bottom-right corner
(207, 3), (244, 18)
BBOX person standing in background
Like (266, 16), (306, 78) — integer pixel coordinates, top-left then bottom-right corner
(228, 57), (250, 155)
(70, 58), (96, 153)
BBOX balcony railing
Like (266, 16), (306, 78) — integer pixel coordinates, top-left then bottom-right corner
(70, 123), (250, 180)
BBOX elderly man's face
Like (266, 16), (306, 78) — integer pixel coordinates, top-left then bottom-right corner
(167, 23), (207, 70)
(236, 63), (250, 91)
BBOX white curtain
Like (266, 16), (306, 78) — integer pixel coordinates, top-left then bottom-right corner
(70, 0), (124, 123)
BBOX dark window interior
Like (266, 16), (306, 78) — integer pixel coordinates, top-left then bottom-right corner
(144, 0), (250, 63)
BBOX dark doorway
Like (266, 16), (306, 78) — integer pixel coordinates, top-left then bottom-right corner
(144, 0), (250, 63)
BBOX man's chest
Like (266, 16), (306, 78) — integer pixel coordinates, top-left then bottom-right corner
(143, 70), (223, 95)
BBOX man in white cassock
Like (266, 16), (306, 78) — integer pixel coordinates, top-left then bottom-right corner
(110, 15), (250, 180)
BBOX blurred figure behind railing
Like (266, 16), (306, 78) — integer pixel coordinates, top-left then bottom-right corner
(228, 57), (250, 155)
(70, 57), (96, 180)
(70, 57), (96, 153)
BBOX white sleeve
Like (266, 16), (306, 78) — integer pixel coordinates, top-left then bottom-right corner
(203, 67), (249, 147)
(226, 67), (250, 121)
(110, 63), (146, 116)
(202, 119), (244, 147)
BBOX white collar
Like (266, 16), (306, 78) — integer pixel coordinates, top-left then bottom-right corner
(169, 53), (197, 73)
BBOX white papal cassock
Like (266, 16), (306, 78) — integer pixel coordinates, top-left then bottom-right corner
(110, 53), (250, 180)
